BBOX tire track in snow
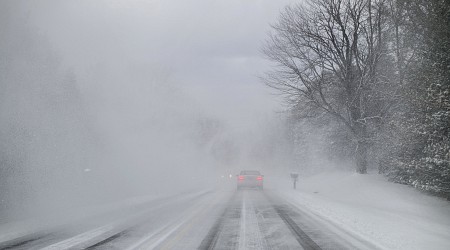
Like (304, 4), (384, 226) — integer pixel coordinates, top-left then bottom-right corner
(197, 196), (237, 250)
(36, 192), (210, 250)
(238, 191), (268, 250)
(199, 190), (271, 250)
(197, 208), (226, 250)
(0, 233), (51, 250)
(273, 205), (321, 250)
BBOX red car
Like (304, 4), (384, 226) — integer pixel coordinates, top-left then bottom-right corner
(237, 170), (264, 190)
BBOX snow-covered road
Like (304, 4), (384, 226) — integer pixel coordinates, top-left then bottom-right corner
(0, 187), (380, 250)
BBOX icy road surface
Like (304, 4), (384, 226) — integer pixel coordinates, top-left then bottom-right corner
(0, 189), (378, 250)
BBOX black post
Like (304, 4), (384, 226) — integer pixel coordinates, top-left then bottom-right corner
(290, 173), (299, 190)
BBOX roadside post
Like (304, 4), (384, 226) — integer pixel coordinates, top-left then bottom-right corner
(290, 173), (299, 189)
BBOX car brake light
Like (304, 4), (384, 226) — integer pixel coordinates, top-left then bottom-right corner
(238, 175), (245, 180)
(257, 176), (263, 180)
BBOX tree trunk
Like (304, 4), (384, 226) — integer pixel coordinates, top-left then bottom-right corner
(356, 140), (368, 174)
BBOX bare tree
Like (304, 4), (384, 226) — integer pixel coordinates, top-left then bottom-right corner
(263, 0), (388, 173)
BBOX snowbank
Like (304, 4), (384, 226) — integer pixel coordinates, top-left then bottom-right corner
(273, 171), (450, 250)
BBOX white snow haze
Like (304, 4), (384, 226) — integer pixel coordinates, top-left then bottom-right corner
(2, 1), (450, 250)
(0, 0), (295, 221)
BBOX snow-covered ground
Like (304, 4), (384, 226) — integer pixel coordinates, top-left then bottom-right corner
(0, 194), (160, 244)
(0, 189), (208, 246)
(2, 173), (449, 249)
(273, 171), (450, 250)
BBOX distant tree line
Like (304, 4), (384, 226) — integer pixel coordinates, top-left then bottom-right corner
(264, 0), (449, 197)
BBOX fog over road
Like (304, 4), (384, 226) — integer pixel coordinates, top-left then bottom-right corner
(2, 1), (449, 250)
(0, 185), (377, 250)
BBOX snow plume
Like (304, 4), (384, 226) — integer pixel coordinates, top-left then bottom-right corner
(0, 0), (292, 222)
(0, 1), (210, 221)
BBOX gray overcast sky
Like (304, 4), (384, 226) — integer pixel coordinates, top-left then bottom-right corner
(26, 0), (297, 128)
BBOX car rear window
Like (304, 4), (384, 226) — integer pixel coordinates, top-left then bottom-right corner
(240, 170), (261, 175)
